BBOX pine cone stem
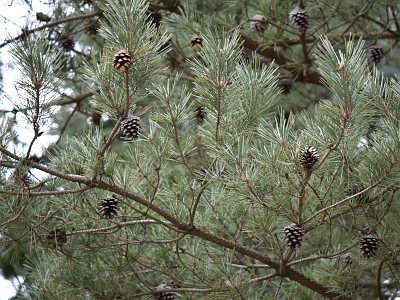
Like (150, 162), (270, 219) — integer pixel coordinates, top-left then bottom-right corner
(124, 72), (130, 116)
(99, 116), (127, 157)
(280, 247), (294, 275)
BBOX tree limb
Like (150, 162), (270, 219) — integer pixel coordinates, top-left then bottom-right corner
(0, 11), (103, 48)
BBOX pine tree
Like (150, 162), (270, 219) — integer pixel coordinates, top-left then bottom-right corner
(1, 0), (400, 299)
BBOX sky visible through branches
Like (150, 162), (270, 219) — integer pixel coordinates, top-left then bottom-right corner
(0, 1), (52, 298)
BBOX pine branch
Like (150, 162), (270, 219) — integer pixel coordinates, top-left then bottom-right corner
(0, 144), (351, 299)
(0, 11), (103, 48)
(57, 90), (99, 106)
(239, 35), (287, 65)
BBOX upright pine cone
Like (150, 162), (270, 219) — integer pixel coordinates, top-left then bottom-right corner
(278, 79), (292, 94)
(289, 7), (309, 31)
(299, 146), (319, 169)
(359, 235), (379, 259)
(120, 115), (141, 139)
(98, 196), (119, 219)
(369, 45), (384, 64)
(154, 282), (177, 300)
(250, 14), (267, 33)
(113, 49), (131, 73)
(283, 223), (304, 249)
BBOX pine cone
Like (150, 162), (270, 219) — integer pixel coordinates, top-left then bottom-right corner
(340, 253), (353, 266)
(240, 51), (251, 65)
(299, 146), (319, 169)
(98, 196), (119, 219)
(113, 49), (131, 73)
(289, 7), (309, 31)
(155, 35), (171, 53)
(14, 171), (32, 186)
(278, 79), (292, 94)
(347, 183), (371, 203)
(36, 12), (51, 22)
(195, 106), (206, 122)
(82, 0), (93, 5)
(120, 115), (141, 139)
(47, 229), (67, 247)
(250, 14), (267, 33)
(369, 45), (384, 64)
(59, 36), (75, 51)
(283, 223), (304, 249)
(154, 282), (177, 300)
(190, 35), (202, 51)
(86, 20), (100, 35)
(88, 109), (101, 126)
(360, 234), (379, 259)
(148, 11), (162, 27)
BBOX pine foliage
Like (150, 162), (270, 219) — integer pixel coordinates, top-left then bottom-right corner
(1, 0), (400, 299)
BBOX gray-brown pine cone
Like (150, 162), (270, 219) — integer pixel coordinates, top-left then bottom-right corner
(154, 282), (177, 300)
(113, 49), (131, 73)
(120, 115), (141, 139)
(300, 146), (319, 169)
(289, 7), (309, 31)
(250, 14), (267, 33)
(369, 45), (384, 64)
(283, 223), (304, 249)
(98, 196), (119, 219)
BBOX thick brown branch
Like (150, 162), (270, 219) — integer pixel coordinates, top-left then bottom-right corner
(275, 31), (399, 47)
(188, 227), (350, 299)
(239, 35), (287, 65)
(0, 146), (351, 299)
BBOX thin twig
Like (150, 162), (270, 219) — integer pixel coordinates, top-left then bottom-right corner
(0, 11), (103, 48)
